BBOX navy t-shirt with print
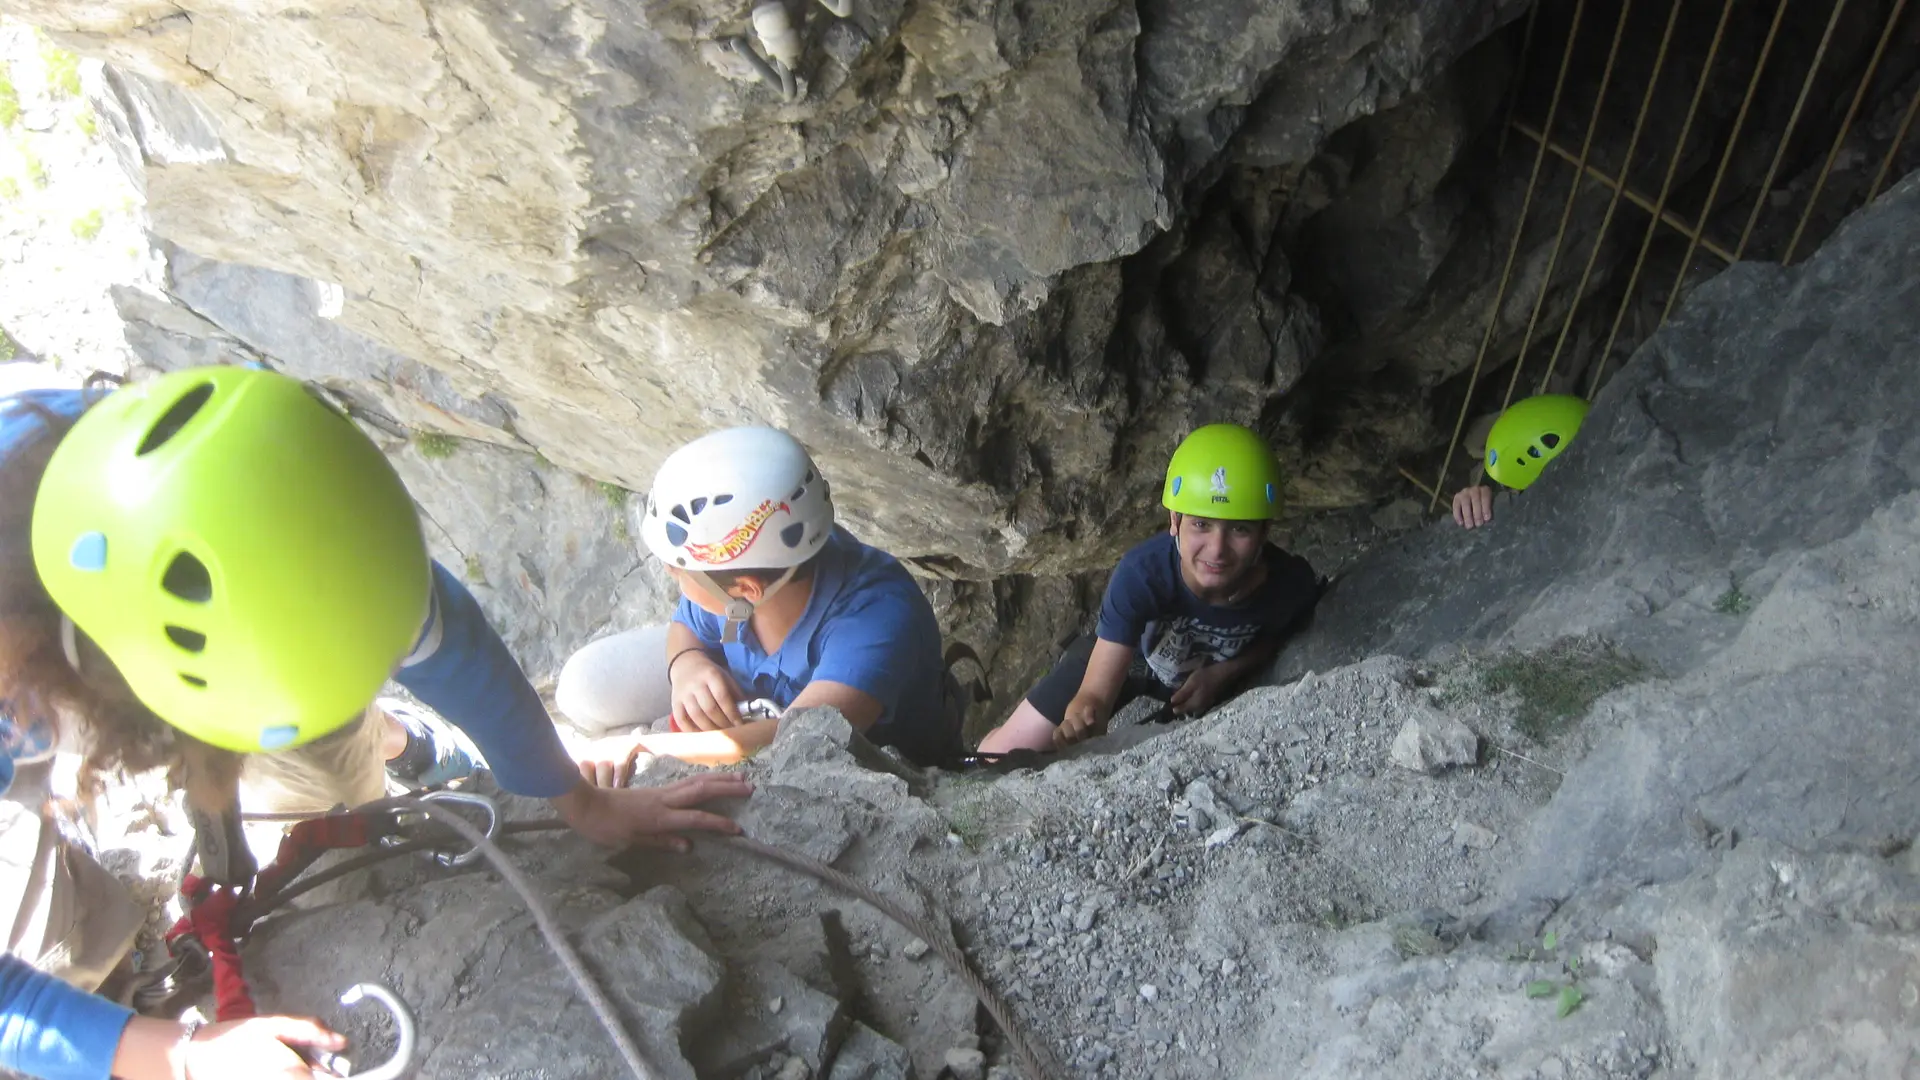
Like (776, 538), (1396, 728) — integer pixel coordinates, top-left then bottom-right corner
(1095, 533), (1319, 687)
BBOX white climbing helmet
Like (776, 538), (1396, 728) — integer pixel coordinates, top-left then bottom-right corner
(641, 427), (834, 639)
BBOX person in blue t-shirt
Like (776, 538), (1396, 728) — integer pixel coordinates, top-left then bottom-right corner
(977, 424), (1321, 753)
(562, 427), (959, 782)
(0, 368), (751, 1080)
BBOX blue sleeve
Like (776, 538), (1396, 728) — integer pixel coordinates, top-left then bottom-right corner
(671, 597), (723, 646)
(0, 953), (133, 1080)
(808, 577), (934, 718)
(1094, 541), (1167, 646)
(394, 562), (578, 798)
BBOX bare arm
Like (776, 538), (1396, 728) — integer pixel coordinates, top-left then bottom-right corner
(1057, 639), (1136, 746)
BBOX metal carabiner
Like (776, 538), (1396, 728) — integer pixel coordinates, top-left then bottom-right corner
(306, 982), (418, 1079)
(417, 790), (498, 868)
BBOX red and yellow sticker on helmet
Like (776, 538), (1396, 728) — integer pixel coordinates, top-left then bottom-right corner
(685, 498), (790, 564)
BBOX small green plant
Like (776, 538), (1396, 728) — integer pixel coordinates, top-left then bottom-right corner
(1520, 931), (1587, 1018)
(596, 480), (628, 508)
(69, 208), (102, 241)
(22, 150), (49, 189)
(0, 177), (19, 202)
(0, 70), (19, 130)
(1712, 581), (1752, 616)
(1481, 637), (1647, 741)
(0, 335), (14, 363)
(463, 554), (486, 585)
(412, 430), (458, 459)
(41, 46), (81, 99)
(74, 105), (97, 138)
(612, 516), (631, 544)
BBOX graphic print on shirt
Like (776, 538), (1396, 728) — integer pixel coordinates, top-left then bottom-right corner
(1141, 616), (1259, 686)
(685, 499), (790, 564)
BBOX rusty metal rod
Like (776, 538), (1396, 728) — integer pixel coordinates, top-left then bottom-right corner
(1785, 0), (1912, 263)
(1591, 0), (1736, 400)
(1867, 77), (1920, 203)
(1429, 0), (1591, 512)
(1537, 0), (1687, 397)
(1662, 0), (1795, 324)
(1735, 0), (1851, 260)
(1501, 0), (1637, 413)
(1510, 121), (1740, 263)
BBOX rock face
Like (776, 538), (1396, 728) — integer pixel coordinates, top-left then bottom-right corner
(12, 0), (1548, 580)
(222, 170), (1920, 1079)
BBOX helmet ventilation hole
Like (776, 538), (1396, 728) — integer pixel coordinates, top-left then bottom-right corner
(1527, 446), (1543, 458)
(180, 673), (207, 688)
(138, 382), (216, 456)
(780, 522), (806, 548)
(671, 504), (691, 524)
(691, 497), (708, 515)
(165, 625), (206, 653)
(665, 522), (688, 546)
(162, 553), (213, 603)
(713, 493), (734, 505)
(789, 484), (805, 501)
(1540, 433), (1562, 449)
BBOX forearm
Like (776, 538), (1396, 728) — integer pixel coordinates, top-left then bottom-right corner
(1075, 640), (1137, 708)
(666, 621), (711, 664)
(1211, 637), (1282, 683)
(637, 719), (780, 766)
(110, 1018), (194, 1080)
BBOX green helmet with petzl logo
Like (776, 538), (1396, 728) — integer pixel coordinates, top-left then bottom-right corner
(31, 367), (431, 753)
(1485, 394), (1589, 491)
(1162, 423), (1283, 521)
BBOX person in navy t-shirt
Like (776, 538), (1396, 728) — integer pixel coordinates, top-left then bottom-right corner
(978, 424), (1321, 753)
(562, 427), (960, 782)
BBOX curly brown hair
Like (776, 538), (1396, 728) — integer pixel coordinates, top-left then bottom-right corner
(1, 395), (242, 812)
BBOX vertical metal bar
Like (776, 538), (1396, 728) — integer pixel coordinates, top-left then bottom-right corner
(1539, 0), (1687, 397)
(1428, 0), (1592, 512)
(1734, 0), (1851, 261)
(1498, 2), (1544, 158)
(1589, 0), (1737, 400)
(1784, 0), (1913, 263)
(1500, 0), (1637, 411)
(1867, 78), (1920, 202)
(1661, 0), (1795, 324)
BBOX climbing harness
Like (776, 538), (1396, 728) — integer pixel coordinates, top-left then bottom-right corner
(135, 792), (499, 1016)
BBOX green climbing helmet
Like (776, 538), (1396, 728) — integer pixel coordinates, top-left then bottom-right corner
(1162, 423), (1284, 521)
(31, 367), (431, 753)
(1484, 394), (1590, 491)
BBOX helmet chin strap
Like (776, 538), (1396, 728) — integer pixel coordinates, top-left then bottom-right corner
(686, 567), (799, 644)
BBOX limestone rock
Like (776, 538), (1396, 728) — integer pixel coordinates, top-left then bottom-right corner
(1388, 710), (1479, 774)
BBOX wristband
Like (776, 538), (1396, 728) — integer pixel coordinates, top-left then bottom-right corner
(666, 645), (712, 677)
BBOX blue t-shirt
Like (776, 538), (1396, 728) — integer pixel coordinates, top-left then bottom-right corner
(1095, 533), (1319, 687)
(0, 388), (580, 801)
(675, 527), (956, 765)
(0, 953), (133, 1080)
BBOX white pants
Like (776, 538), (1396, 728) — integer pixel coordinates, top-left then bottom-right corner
(555, 624), (676, 735)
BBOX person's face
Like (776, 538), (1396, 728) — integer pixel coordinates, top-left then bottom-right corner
(1171, 513), (1266, 599)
